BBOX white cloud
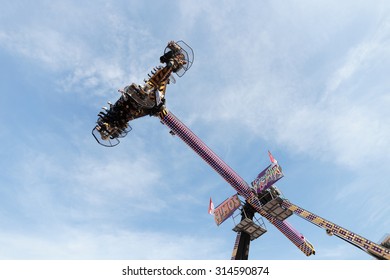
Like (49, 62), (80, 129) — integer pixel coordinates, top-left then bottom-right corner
(324, 17), (390, 97)
(335, 170), (390, 231)
(1, 0), (389, 260)
(198, 74), (389, 170)
(6, 146), (168, 231)
(181, 3), (390, 170)
(0, 227), (226, 259)
(0, 2), (159, 97)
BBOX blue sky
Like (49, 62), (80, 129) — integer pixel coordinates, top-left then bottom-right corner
(0, 0), (389, 260)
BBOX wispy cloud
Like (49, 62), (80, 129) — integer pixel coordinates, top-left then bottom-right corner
(0, 227), (227, 259)
(184, 5), (390, 170)
(324, 17), (390, 97)
(1, 0), (389, 260)
(0, 2), (159, 97)
(335, 170), (390, 231)
(12, 148), (167, 217)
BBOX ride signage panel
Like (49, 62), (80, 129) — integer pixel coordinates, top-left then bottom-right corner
(251, 163), (284, 193)
(214, 194), (241, 226)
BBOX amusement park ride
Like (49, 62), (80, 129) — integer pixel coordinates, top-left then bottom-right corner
(92, 40), (390, 260)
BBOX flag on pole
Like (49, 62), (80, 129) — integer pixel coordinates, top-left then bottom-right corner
(268, 150), (277, 164)
(208, 197), (215, 215)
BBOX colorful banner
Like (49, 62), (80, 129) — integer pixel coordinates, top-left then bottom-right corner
(214, 194), (241, 226)
(251, 163), (284, 193)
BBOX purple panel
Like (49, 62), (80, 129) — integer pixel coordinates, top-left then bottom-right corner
(214, 194), (241, 226)
(251, 163), (284, 193)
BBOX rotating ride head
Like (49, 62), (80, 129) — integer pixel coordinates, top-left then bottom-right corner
(92, 40), (193, 147)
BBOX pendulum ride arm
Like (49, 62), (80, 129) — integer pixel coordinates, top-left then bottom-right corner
(158, 108), (315, 256)
(282, 200), (390, 260)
